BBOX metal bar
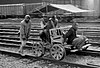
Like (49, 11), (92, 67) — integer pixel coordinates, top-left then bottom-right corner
(0, 48), (96, 68)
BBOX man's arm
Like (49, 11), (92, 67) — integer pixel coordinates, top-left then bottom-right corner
(63, 29), (72, 44)
(40, 18), (45, 28)
(20, 22), (25, 38)
(27, 22), (31, 38)
(43, 21), (49, 29)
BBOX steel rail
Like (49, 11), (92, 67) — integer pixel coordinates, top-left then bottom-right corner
(0, 41), (100, 57)
(0, 46), (96, 68)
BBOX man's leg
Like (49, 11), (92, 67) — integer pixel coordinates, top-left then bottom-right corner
(47, 31), (51, 43)
(77, 36), (86, 49)
(18, 40), (26, 54)
(72, 36), (86, 49)
(40, 31), (47, 43)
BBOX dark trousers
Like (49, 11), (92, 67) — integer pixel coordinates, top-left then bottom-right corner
(40, 30), (51, 43)
(72, 36), (86, 49)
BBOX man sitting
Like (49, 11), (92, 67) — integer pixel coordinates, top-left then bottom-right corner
(40, 15), (59, 43)
(62, 22), (87, 50)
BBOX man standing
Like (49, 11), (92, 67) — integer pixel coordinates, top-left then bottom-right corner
(18, 15), (31, 56)
(40, 14), (48, 28)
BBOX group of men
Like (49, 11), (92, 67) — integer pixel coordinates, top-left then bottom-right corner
(40, 15), (59, 43)
(18, 14), (87, 56)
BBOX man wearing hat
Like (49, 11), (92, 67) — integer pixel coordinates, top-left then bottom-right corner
(18, 15), (31, 56)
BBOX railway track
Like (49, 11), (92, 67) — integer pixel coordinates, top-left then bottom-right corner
(0, 46), (96, 68)
(0, 23), (100, 67)
(0, 40), (100, 58)
(0, 40), (97, 68)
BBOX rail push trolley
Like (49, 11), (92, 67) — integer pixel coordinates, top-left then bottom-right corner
(32, 26), (91, 60)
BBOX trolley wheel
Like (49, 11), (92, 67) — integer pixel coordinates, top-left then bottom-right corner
(32, 42), (44, 57)
(50, 44), (65, 60)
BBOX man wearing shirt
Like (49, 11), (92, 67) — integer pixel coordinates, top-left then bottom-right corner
(18, 15), (31, 56)
(63, 22), (86, 50)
